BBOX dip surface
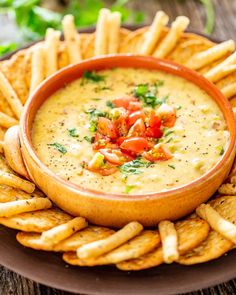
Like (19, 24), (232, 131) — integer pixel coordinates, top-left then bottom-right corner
(32, 68), (228, 194)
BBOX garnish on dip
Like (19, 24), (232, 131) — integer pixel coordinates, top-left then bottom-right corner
(84, 93), (176, 176)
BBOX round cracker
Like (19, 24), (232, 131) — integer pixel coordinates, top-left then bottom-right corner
(16, 225), (114, 251)
(0, 208), (72, 232)
(117, 218), (209, 271)
(209, 195), (236, 225)
(63, 230), (160, 266)
(177, 230), (233, 265)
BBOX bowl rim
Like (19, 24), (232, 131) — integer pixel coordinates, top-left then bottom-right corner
(20, 54), (236, 200)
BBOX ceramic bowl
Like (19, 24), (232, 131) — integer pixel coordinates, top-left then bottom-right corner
(18, 55), (236, 227)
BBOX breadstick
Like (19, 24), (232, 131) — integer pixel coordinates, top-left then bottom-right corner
(158, 220), (179, 264)
(185, 40), (235, 70)
(44, 28), (61, 77)
(204, 51), (236, 82)
(108, 12), (121, 54)
(140, 11), (169, 55)
(197, 204), (236, 244)
(221, 82), (236, 99)
(0, 70), (23, 119)
(153, 16), (189, 58)
(30, 44), (45, 94)
(62, 14), (82, 64)
(94, 8), (110, 56)
(0, 111), (18, 128)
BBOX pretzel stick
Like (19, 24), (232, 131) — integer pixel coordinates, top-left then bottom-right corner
(185, 40), (235, 70)
(221, 82), (236, 99)
(158, 220), (179, 264)
(44, 28), (61, 77)
(94, 8), (110, 56)
(41, 217), (88, 245)
(108, 12), (121, 54)
(196, 204), (236, 244)
(77, 221), (143, 260)
(0, 198), (52, 218)
(0, 171), (35, 193)
(0, 111), (18, 128)
(30, 45), (45, 94)
(204, 52), (236, 82)
(0, 71), (23, 119)
(153, 16), (189, 58)
(139, 11), (169, 55)
(62, 15), (82, 64)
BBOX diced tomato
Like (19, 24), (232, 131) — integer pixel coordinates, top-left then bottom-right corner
(92, 132), (110, 150)
(128, 110), (145, 126)
(99, 149), (127, 165)
(97, 117), (118, 139)
(87, 164), (118, 176)
(114, 115), (129, 137)
(145, 126), (163, 138)
(120, 137), (149, 154)
(149, 113), (161, 128)
(112, 96), (138, 109)
(128, 118), (146, 137)
(143, 143), (172, 161)
(117, 136), (127, 146)
(127, 101), (142, 111)
(156, 104), (176, 127)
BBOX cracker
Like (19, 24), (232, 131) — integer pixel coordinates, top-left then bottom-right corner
(16, 225), (114, 251)
(63, 230), (160, 266)
(0, 186), (35, 203)
(218, 183), (236, 195)
(0, 49), (29, 104)
(209, 195), (236, 225)
(0, 207), (72, 232)
(117, 218), (209, 271)
(4, 125), (29, 179)
(177, 230), (233, 265)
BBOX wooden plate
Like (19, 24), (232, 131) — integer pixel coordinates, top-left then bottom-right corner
(0, 27), (235, 294)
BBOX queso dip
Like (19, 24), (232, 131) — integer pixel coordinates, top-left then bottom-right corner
(32, 68), (229, 195)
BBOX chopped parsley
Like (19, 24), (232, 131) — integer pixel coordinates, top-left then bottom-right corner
(67, 128), (79, 138)
(164, 130), (174, 137)
(125, 185), (135, 194)
(47, 143), (67, 154)
(82, 71), (105, 82)
(168, 164), (176, 169)
(219, 146), (225, 155)
(176, 105), (182, 110)
(106, 100), (115, 108)
(119, 158), (152, 175)
(166, 137), (173, 143)
(133, 82), (167, 108)
(84, 136), (95, 143)
(91, 98), (101, 101)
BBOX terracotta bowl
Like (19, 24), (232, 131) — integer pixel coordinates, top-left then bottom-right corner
(17, 55), (236, 227)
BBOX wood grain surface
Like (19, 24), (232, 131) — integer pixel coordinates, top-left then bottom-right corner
(0, 0), (235, 294)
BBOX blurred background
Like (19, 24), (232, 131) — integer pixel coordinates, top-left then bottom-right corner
(0, 0), (235, 57)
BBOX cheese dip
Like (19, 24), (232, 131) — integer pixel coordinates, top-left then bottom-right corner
(32, 68), (229, 195)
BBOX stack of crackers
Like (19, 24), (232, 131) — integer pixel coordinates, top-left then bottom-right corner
(0, 8), (235, 271)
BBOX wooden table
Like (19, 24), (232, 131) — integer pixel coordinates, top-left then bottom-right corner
(0, 0), (235, 294)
